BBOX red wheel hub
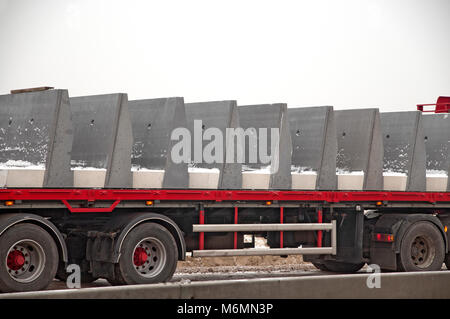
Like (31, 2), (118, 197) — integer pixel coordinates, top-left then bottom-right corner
(133, 247), (148, 266)
(7, 250), (25, 271)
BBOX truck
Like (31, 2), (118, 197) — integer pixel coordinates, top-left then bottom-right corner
(0, 87), (448, 293)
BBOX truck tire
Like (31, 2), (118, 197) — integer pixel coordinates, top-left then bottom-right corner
(110, 223), (178, 285)
(320, 260), (365, 273)
(0, 223), (59, 292)
(397, 221), (445, 272)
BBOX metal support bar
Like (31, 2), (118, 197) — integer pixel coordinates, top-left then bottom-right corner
(280, 206), (284, 248)
(62, 200), (120, 213)
(199, 204), (205, 250)
(192, 220), (337, 257)
(233, 206), (238, 249)
(331, 220), (337, 255)
(193, 223), (333, 232)
(317, 208), (323, 247)
(192, 247), (334, 257)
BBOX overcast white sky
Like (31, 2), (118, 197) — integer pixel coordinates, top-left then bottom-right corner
(0, 0), (449, 111)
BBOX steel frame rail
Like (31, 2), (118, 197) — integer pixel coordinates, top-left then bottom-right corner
(0, 189), (449, 213)
(0, 189), (449, 205)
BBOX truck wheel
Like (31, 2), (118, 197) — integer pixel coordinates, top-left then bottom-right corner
(0, 223), (59, 292)
(397, 221), (445, 272)
(321, 260), (365, 273)
(111, 223), (178, 285)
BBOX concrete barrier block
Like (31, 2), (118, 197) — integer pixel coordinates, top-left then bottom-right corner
(421, 113), (450, 191)
(239, 104), (292, 190)
(5, 270), (450, 299)
(242, 171), (270, 189)
(381, 111), (426, 191)
(73, 169), (106, 188)
(129, 97), (188, 188)
(132, 170), (164, 188)
(188, 168), (220, 189)
(6, 169), (45, 187)
(186, 101), (242, 189)
(383, 174), (408, 191)
(288, 106), (337, 190)
(335, 109), (383, 190)
(337, 172), (365, 190)
(426, 176), (448, 192)
(0, 170), (7, 187)
(70, 93), (132, 188)
(0, 89), (73, 187)
(291, 172), (317, 190)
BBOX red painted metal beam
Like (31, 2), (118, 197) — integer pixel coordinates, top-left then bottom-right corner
(280, 207), (284, 248)
(199, 207), (205, 250)
(417, 96), (450, 113)
(0, 189), (449, 209)
(317, 208), (323, 247)
(233, 206), (238, 249)
(61, 199), (120, 213)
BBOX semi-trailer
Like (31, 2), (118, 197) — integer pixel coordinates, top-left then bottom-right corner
(0, 88), (448, 293)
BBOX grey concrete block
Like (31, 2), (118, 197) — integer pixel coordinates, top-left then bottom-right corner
(380, 111), (426, 192)
(129, 97), (189, 188)
(185, 101), (242, 189)
(70, 94), (132, 188)
(239, 104), (292, 190)
(0, 89), (73, 187)
(335, 109), (384, 190)
(3, 271), (450, 299)
(421, 113), (450, 191)
(288, 106), (337, 190)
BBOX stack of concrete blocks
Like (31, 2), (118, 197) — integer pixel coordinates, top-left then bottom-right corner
(334, 109), (384, 190)
(128, 97), (188, 188)
(238, 104), (292, 190)
(380, 111), (426, 191)
(0, 90), (73, 187)
(1, 89), (448, 193)
(288, 106), (337, 190)
(70, 94), (133, 188)
(421, 113), (449, 191)
(185, 101), (241, 189)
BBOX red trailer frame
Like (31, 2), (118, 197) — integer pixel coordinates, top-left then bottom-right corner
(0, 188), (449, 213)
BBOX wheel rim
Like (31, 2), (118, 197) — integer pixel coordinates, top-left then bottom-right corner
(5, 240), (46, 283)
(132, 237), (166, 278)
(410, 235), (435, 269)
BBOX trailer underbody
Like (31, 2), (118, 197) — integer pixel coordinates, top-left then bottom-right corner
(0, 188), (448, 292)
